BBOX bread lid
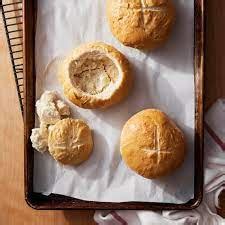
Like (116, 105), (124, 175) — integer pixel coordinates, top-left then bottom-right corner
(48, 118), (93, 165)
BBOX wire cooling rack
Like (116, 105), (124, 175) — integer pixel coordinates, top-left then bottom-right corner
(0, 0), (24, 114)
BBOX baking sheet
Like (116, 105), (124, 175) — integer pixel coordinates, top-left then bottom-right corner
(34, 0), (194, 203)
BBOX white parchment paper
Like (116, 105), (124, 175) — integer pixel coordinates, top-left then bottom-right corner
(34, 0), (194, 203)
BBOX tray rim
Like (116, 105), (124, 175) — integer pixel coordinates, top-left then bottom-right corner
(23, 0), (205, 210)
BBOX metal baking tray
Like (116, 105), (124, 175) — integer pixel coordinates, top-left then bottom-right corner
(23, 0), (205, 210)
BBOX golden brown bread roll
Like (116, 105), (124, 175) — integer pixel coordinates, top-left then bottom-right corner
(48, 118), (93, 165)
(106, 0), (176, 50)
(58, 42), (132, 109)
(120, 109), (185, 179)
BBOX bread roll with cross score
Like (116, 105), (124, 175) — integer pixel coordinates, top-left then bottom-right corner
(106, 0), (176, 50)
(48, 118), (93, 165)
(120, 109), (186, 179)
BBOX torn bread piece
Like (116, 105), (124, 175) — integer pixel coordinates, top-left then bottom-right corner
(30, 123), (49, 153)
(55, 99), (70, 116)
(31, 91), (71, 153)
(36, 91), (70, 125)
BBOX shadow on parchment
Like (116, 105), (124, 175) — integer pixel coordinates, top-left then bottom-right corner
(63, 130), (110, 181)
(140, 1), (194, 75)
(153, 123), (195, 203)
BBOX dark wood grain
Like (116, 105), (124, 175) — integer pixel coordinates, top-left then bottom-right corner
(217, 189), (225, 218)
(205, 1), (225, 218)
(23, 0), (36, 208)
(23, 0), (205, 210)
(205, 0), (225, 110)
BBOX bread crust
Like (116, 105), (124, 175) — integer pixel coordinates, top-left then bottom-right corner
(120, 109), (185, 179)
(106, 0), (176, 50)
(58, 42), (132, 109)
(48, 118), (93, 165)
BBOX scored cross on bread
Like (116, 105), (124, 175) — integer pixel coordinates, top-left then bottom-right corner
(106, 0), (175, 50)
(48, 118), (93, 165)
(142, 125), (172, 166)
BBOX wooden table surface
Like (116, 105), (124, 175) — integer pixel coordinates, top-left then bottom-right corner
(1, 1), (225, 224)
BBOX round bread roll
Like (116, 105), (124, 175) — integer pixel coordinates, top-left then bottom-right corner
(120, 109), (185, 179)
(106, 0), (175, 50)
(59, 42), (132, 109)
(48, 118), (93, 165)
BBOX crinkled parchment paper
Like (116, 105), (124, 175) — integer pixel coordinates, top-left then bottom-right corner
(34, 0), (194, 203)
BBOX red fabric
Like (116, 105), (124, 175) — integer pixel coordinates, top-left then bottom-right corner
(110, 211), (128, 225)
(205, 122), (225, 151)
